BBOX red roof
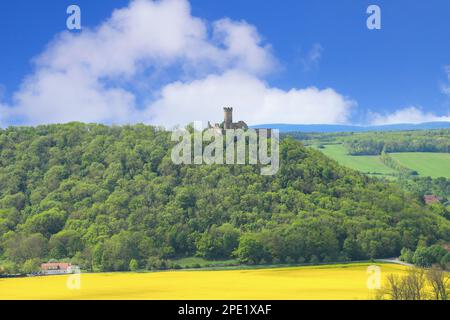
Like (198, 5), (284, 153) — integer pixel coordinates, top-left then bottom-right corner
(424, 195), (441, 205)
(41, 262), (71, 271)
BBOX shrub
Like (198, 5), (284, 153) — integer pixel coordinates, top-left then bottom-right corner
(21, 258), (41, 274)
(440, 253), (450, 270)
(0, 260), (19, 274)
(146, 257), (167, 270)
(400, 248), (414, 264)
(129, 259), (139, 272)
(412, 245), (447, 267)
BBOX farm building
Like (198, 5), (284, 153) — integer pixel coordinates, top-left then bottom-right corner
(40, 262), (76, 275)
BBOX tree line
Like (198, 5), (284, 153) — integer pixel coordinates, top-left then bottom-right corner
(344, 129), (450, 155)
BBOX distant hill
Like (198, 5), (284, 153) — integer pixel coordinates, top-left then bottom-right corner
(251, 121), (450, 133)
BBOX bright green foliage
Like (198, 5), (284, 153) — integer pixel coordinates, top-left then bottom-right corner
(399, 247), (414, 264)
(129, 259), (139, 272)
(21, 258), (41, 274)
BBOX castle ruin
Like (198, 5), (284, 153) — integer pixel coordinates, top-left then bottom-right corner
(208, 107), (248, 132)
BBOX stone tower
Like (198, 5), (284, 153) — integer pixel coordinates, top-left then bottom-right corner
(224, 107), (233, 129)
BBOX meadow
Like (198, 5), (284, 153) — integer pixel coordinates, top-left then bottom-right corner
(389, 152), (450, 179)
(0, 263), (407, 300)
(317, 144), (450, 179)
(317, 144), (396, 177)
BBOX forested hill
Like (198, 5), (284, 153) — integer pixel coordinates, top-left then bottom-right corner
(0, 123), (449, 272)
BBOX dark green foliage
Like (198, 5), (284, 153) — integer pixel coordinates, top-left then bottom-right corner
(412, 245), (448, 267)
(0, 123), (449, 272)
(3, 233), (48, 263)
(441, 253), (450, 270)
(196, 224), (240, 259)
(146, 256), (168, 270)
(49, 230), (83, 259)
(22, 208), (67, 237)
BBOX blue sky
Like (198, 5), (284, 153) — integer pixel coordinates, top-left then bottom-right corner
(0, 0), (449, 127)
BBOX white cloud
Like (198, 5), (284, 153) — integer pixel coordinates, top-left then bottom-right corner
(0, 0), (354, 127)
(371, 106), (450, 125)
(147, 70), (354, 127)
(35, 0), (276, 79)
(212, 18), (276, 75)
(11, 69), (137, 124)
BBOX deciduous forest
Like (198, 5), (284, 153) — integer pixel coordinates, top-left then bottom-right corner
(0, 123), (449, 273)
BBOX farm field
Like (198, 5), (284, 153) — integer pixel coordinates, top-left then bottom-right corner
(0, 263), (407, 300)
(317, 144), (396, 177)
(316, 144), (450, 179)
(390, 152), (450, 179)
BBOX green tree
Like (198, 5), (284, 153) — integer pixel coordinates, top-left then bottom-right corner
(21, 258), (41, 274)
(399, 247), (414, 264)
(129, 259), (139, 271)
(49, 230), (83, 259)
(23, 208), (67, 237)
(197, 224), (240, 259)
(4, 233), (48, 263)
(234, 233), (268, 264)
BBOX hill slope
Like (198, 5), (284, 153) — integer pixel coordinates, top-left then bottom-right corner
(0, 123), (449, 272)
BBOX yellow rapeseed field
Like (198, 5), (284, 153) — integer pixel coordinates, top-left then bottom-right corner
(0, 263), (407, 300)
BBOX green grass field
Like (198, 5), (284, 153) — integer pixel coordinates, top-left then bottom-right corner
(316, 145), (450, 179)
(390, 152), (450, 179)
(317, 144), (396, 177)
